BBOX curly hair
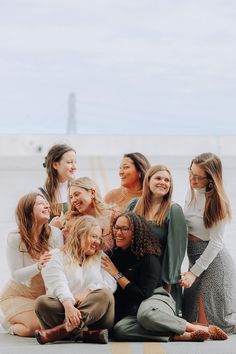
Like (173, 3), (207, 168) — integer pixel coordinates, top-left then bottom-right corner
(112, 212), (161, 258)
(16, 192), (51, 259)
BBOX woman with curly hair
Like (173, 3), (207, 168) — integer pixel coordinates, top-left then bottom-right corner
(66, 176), (119, 250)
(101, 212), (224, 342)
(0, 192), (63, 337)
(39, 144), (77, 229)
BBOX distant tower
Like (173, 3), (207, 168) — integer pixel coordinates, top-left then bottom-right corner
(67, 92), (77, 134)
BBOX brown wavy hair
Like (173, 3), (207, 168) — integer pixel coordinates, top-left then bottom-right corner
(44, 144), (76, 216)
(134, 165), (173, 225)
(112, 212), (161, 258)
(16, 192), (51, 258)
(189, 152), (231, 227)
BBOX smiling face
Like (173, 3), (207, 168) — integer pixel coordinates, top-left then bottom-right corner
(119, 157), (141, 189)
(53, 150), (77, 183)
(69, 185), (94, 215)
(189, 162), (209, 189)
(113, 215), (132, 250)
(33, 195), (50, 224)
(149, 170), (171, 199)
(84, 225), (103, 256)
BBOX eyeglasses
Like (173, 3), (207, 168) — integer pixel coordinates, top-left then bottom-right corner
(188, 168), (208, 182)
(113, 225), (130, 234)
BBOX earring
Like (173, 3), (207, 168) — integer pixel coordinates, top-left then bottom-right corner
(208, 180), (214, 189)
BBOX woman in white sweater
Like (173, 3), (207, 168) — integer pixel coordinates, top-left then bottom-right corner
(34, 215), (116, 345)
(180, 152), (236, 334)
(0, 192), (64, 336)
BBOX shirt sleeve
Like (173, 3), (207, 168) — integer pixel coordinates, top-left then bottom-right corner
(190, 220), (225, 277)
(161, 203), (187, 284)
(50, 226), (64, 248)
(6, 232), (39, 282)
(123, 255), (161, 304)
(41, 251), (75, 304)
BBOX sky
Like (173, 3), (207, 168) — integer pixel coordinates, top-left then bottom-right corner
(0, 0), (236, 135)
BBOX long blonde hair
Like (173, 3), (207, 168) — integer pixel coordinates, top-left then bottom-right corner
(190, 152), (231, 227)
(68, 177), (111, 218)
(63, 215), (102, 265)
(134, 165), (173, 225)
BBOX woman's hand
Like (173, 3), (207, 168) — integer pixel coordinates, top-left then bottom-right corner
(37, 251), (51, 271)
(179, 271), (197, 288)
(50, 211), (64, 229)
(101, 255), (119, 277)
(63, 300), (81, 329)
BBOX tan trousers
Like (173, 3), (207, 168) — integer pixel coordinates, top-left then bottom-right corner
(35, 289), (114, 331)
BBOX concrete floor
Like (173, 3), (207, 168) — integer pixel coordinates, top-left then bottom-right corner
(1, 331), (236, 354)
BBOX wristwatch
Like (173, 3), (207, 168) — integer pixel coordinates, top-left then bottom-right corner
(113, 272), (124, 281)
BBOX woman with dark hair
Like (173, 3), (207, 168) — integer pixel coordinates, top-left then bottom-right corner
(0, 192), (63, 336)
(180, 152), (236, 334)
(102, 212), (224, 342)
(39, 143), (77, 228)
(104, 152), (151, 212)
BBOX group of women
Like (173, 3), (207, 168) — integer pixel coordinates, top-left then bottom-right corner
(0, 143), (235, 345)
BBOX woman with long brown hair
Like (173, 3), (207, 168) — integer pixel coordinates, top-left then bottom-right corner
(180, 152), (236, 334)
(127, 164), (187, 313)
(0, 192), (63, 336)
(40, 144), (77, 228)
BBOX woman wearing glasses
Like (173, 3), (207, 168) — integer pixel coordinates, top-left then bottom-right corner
(180, 152), (236, 334)
(126, 165), (187, 313)
(102, 212), (226, 342)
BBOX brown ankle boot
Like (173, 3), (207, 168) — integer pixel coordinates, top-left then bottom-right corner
(82, 329), (109, 344)
(35, 324), (69, 344)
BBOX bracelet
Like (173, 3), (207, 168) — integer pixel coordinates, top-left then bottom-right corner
(37, 263), (42, 271)
(113, 272), (124, 281)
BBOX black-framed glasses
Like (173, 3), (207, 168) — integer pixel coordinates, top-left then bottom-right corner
(188, 168), (208, 182)
(113, 225), (130, 234)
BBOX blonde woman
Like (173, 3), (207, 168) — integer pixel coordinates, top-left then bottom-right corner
(180, 152), (236, 334)
(127, 165), (187, 313)
(66, 177), (119, 250)
(34, 215), (116, 344)
(0, 192), (63, 336)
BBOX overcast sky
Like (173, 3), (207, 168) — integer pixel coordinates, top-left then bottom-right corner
(0, 0), (236, 135)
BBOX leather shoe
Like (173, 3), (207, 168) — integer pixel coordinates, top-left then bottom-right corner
(82, 329), (109, 344)
(35, 324), (69, 344)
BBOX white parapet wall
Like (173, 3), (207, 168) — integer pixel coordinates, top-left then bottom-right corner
(0, 134), (236, 156)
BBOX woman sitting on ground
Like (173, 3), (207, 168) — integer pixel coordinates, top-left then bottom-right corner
(102, 212), (228, 342)
(0, 192), (63, 336)
(34, 215), (117, 345)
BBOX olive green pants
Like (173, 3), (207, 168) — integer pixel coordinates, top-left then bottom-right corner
(113, 287), (186, 342)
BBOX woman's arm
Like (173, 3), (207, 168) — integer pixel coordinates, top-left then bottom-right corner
(161, 203), (187, 284)
(7, 232), (40, 282)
